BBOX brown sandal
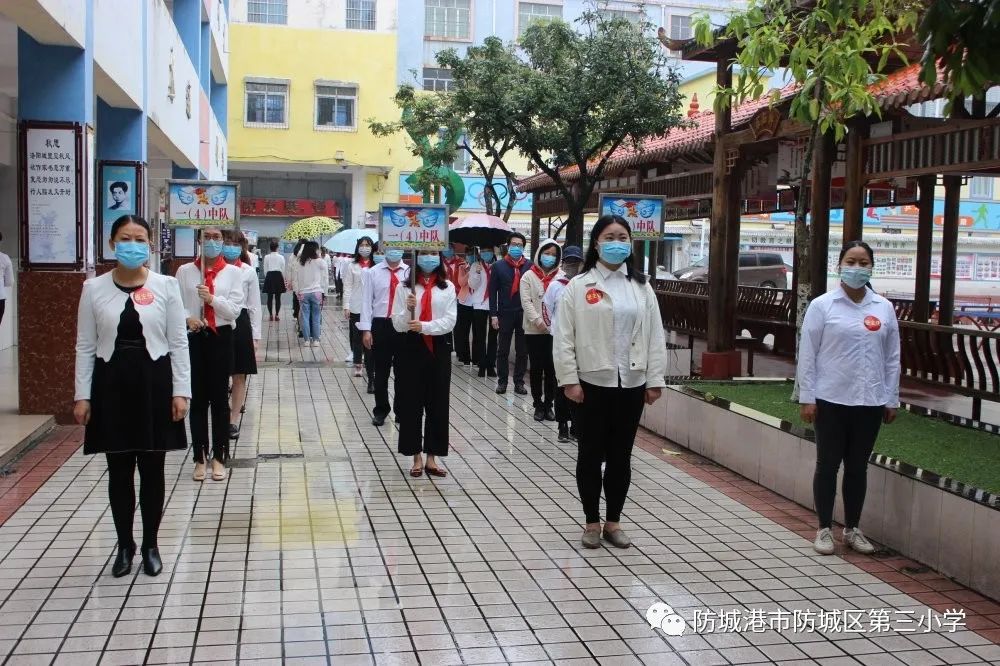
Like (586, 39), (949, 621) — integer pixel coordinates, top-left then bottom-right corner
(424, 466), (447, 478)
(409, 466), (423, 477)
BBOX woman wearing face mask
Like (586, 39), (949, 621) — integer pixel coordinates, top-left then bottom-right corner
(554, 216), (667, 550)
(472, 248), (498, 378)
(74, 215), (190, 578)
(343, 238), (376, 381)
(543, 245), (584, 442)
(392, 250), (457, 477)
(453, 247), (476, 366)
(520, 239), (563, 422)
(797, 241), (899, 556)
(285, 237), (307, 338)
(293, 241), (328, 349)
(222, 231), (261, 440)
(261, 241), (286, 322)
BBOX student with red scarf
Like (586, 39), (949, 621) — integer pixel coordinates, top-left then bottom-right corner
(176, 227), (244, 482)
(488, 233), (533, 395)
(391, 250), (457, 478)
(520, 239), (563, 422)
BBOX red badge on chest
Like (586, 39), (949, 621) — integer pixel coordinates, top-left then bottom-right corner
(132, 288), (155, 306)
(585, 288), (602, 305)
(864, 315), (881, 331)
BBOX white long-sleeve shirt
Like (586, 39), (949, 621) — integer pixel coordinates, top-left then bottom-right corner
(0, 251), (13, 300)
(796, 286), (901, 408)
(343, 260), (372, 315)
(358, 261), (411, 331)
(467, 261), (492, 311)
(292, 258), (329, 295)
(175, 260), (244, 327)
(236, 262), (262, 340)
(391, 279), (458, 336)
(262, 252), (285, 274)
(542, 276), (570, 340)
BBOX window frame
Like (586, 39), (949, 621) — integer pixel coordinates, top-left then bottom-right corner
(244, 78), (290, 129)
(346, 0), (377, 31)
(424, 0), (473, 42)
(667, 13), (692, 56)
(314, 81), (359, 132)
(422, 67), (455, 92)
(969, 176), (995, 200)
(247, 0), (287, 25)
(516, 1), (563, 38)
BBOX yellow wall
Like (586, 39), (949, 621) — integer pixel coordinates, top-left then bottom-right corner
(228, 23), (409, 205)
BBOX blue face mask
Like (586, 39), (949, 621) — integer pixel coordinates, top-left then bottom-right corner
(539, 254), (558, 270)
(373, 254), (385, 264)
(480, 251), (494, 262)
(358, 247), (372, 258)
(222, 245), (242, 261)
(507, 246), (524, 260)
(442, 248), (455, 259)
(418, 255), (441, 273)
(840, 266), (872, 289)
(385, 249), (404, 264)
(202, 239), (223, 259)
(114, 241), (149, 269)
(465, 254), (476, 265)
(598, 240), (632, 265)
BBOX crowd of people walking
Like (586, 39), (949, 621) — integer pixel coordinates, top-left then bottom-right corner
(73, 213), (900, 579)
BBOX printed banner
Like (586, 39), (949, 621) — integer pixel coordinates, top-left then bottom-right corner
(239, 197), (341, 218)
(379, 203), (449, 250)
(167, 180), (239, 227)
(24, 127), (80, 265)
(598, 194), (666, 241)
(98, 162), (143, 262)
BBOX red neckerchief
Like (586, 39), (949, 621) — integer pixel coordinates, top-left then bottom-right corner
(531, 265), (558, 293)
(446, 257), (461, 285)
(358, 258), (372, 268)
(419, 274), (436, 352)
(194, 255), (226, 332)
(506, 255), (526, 297)
(480, 260), (493, 303)
(386, 265), (402, 317)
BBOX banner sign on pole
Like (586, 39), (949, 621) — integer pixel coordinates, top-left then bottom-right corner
(166, 180), (239, 229)
(378, 203), (449, 251)
(597, 193), (666, 241)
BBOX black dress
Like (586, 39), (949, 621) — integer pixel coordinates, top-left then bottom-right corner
(84, 283), (188, 455)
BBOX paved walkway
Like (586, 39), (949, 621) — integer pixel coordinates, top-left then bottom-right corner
(0, 301), (998, 665)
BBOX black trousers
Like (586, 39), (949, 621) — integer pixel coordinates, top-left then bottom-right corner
(349, 313), (373, 379)
(555, 388), (578, 430)
(454, 304), (474, 363)
(292, 293), (300, 321)
(576, 382), (646, 524)
(525, 335), (556, 410)
(813, 399), (884, 530)
(371, 317), (402, 420)
(496, 310), (527, 385)
(266, 293), (281, 317)
(473, 310), (495, 371)
(397, 333), (451, 456)
(107, 451), (166, 550)
(189, 326), (233, 463)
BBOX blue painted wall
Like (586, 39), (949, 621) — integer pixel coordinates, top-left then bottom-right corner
(17, 31), (93, 123)
(173, 0), (201, 76)
(211, 79), (228, 134)
(96, 99), (146, 161)
(200, 22), (211, 95)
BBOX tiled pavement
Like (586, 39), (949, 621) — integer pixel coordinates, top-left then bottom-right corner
(0, 301), (998, 665)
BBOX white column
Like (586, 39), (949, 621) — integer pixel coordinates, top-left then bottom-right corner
(349, 169), (368, 229)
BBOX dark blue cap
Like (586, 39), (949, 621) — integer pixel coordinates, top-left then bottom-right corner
(562, 245), (583, 261)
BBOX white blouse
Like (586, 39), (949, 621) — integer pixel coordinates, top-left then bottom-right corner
(175, 260), (244, 327)
(581, 263), (642, 388)
(293, 258), (329, 295)
(236, 263), (262, 340)
(262, 252), (285, 274)
(391, 279), (458, 336)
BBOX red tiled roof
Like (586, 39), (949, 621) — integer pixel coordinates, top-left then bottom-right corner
(517, 64), (946, 192)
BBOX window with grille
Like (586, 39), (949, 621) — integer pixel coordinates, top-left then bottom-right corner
(423, 67), (454, 92)
(248, 0), (286, 24)
(970, 176), (995, 200)
(346, 0), (377, 30)
(315, 86), (357, 130)
(667, 14), (691, 55)
(426, 0), (471, 40)
(245, 82), (288, 127)
(599, 8), (642, 25)
(518, 2), (562, 36)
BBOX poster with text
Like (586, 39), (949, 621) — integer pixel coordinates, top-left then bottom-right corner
(598, 194), (665, 241)
(379, 203), (449, 250)
(24, 127), (79, 265)
(167, 180), (239, 227)
(98, 162), (142, 262)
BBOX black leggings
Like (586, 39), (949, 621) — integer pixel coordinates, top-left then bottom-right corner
(106, 451), (166, 550)
(576, 382), (646, 524)
(266, 293), (281, 317)
(813, 399), (884, 530)
(189, 327), (233, 463)
(349, 312), (373, 378)
(525, 335), (556, 410)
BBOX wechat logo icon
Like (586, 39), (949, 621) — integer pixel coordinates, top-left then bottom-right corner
(646, 602), (686, 636)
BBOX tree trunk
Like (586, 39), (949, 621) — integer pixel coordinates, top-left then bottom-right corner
(565, 205), (586, 248)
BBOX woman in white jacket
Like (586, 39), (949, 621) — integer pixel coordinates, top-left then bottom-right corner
(74, 215), (190, 579)
(520, 238), (563, 422)
(554, 215), (667, 550)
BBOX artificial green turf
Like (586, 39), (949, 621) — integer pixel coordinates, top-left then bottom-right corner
(684, 381), (1000, 495)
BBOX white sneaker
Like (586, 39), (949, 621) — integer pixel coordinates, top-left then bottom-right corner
(843, 528), (876, 554)
(814, 528), (835, 555)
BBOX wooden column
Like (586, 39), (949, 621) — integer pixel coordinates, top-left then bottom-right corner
(913, 175), (935, 322)
(842, 123), (865, 242)
(938, 175), (961, 326)
(809, 133), (834, 299)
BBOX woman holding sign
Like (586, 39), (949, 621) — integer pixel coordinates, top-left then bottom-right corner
(391, 249), (457, 477)
(74, 215), (190, 578)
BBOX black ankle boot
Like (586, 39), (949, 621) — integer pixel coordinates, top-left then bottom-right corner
(141, 547), (162, 576)
(112, 543), (136, 578)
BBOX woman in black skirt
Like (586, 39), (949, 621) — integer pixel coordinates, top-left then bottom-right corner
(391, 250), (457, 478)
(342, 237), (375, 382)
(74, 215), (190, 578)
(261, 240), (286, 321)
(223, 231), (261, 440)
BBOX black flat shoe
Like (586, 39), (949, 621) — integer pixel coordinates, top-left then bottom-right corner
(372, 416), (386, 426)
(533, 408), (545, 422)
(496, 384), (507, 395)
(112, 544), (136, 578)
(544, 409), (556, 422)
(228, 424), (240, 439)
(141, 547), (162, 576)
(367, 381), (375, 394)
(514, 384), (528, 396)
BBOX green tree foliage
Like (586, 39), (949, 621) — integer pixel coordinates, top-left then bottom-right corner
(438, 8), (685, 247)
(919, 0), (999, 103)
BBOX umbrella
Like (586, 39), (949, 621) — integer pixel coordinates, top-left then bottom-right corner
(324, 228), (379, 254)
(281, 216), (343, 241)
(448, 214), (512, 249)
